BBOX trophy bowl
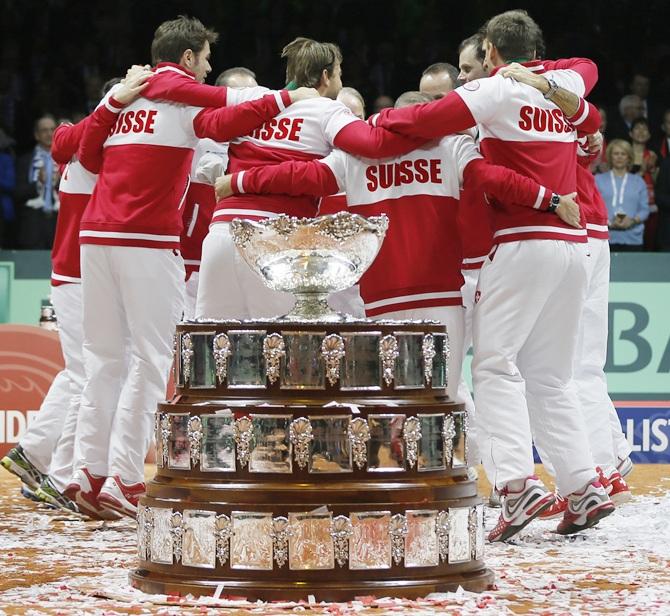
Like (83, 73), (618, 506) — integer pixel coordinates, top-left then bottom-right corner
(230, 212), (389, 321)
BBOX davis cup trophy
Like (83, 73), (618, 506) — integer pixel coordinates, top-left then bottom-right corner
(130, 212), (493, 601)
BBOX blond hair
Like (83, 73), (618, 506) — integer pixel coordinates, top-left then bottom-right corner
(606, 139), (633, 169)
(281, 37), (342, 88)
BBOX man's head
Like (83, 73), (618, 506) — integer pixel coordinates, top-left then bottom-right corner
(419, 62), (459, 98)
(630, 73), (650, 100)
(337, 87), (366, 119)
(215, 67), (258, 88)
(395, 91), (432, 109)
(619, 94), (644, 123)
(151, 15), (218, 83)
(458, 34), (487, 83)
(483, 10), (542, 68)
(34, 114), (56, 149)
(372, 95), (394, 113)
(281, 37), (342, 99)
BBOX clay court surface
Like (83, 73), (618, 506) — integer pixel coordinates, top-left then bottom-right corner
(1, 465), (669, 615)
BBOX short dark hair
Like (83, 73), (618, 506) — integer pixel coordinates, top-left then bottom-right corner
(422, 62), (459, 86)
(101, 77), (122, 96)
(630, 117), (650, 131)
(485, 10), (542, 62)
(215, 67), (257, 87)
(458, 34), (485, 63)
(33, 114), (56, 132)
(281, 37), (342, 88)
(151, 15), (219, 65)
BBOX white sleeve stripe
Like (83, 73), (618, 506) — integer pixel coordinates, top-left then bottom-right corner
(104, 100), (122, 114)
(236, 171), (246, 194)
(370, 113), (379, 127)
(274, 91), (286, 112)
(533, 186), (546, 209)
(572, 101), (590, 126)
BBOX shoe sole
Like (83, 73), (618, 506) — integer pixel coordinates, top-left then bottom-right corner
(98, 491), (137, 519)
(556, 503), (615, 535)
(35, 487), (83, 516)
(610, 490), (633, 506)
(1, 457), (41, 490)
(538, 507), (566, 521)
(65, 482), (120, 521)
(491, 497), (555, 543)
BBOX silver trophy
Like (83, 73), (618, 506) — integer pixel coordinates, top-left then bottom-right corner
(230, 212), (388, 321)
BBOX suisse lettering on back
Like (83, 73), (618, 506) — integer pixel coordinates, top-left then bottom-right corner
(365, 159), (442, 191)
(251, 117), (304, 141)
(518, 106), (573, 133)
(110, 109), (158, 136)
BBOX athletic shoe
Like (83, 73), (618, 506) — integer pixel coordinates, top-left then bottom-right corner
(538, 492), (567, 520)
(488, 475), (555, 542)
(65, 468), (121, 520)
(20, 484), (43, 503)
(556, 481), (615, 535)
(617, 456), (634, 479)
(606, 470), (632, 505)
(1, 445), (46, 490)
(488, 488), (502, 508)
(36, 477), (79, 513)
(97, 476), (145, 519)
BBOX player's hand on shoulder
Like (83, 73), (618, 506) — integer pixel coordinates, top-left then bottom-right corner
(289, 87), (320, 103)
(215, 174), (234, 200)
(556, 192), (581, 228)
(500, 62), (546, 91)
(114, 68), (153, 105)
(123, 64), (152, 82)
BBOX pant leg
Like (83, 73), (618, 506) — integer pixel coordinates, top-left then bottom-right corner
(75, 245), (129, 477)
(518, 242), (596, 496)
(47, 284), (85, 491)
(183, 271), (199, 321)
(20, 370), (71, 473)
(107, 247), (185, 483)
(459, 268), (480, 464)
(610, 403), (633, 461)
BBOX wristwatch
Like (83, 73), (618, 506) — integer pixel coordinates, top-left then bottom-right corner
(547, 193), (560, 213)
(543, 78), (560, 99)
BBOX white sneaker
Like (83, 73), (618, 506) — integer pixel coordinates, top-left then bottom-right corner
(556, 481), (615, 535)
(97, 476), (145, 519)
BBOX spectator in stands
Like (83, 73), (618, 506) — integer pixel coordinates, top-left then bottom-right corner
(655, 154), (670, 251)
(0, 126), (16, 248)
(15, 114), (60, 249)
(629, 71), (662, 140)
(419, 62), (459, 98)
(629, 117), (659, 249)
(656, 109), (670, 159)
(596, 140), (650, 251)
(607, 94), (644, 141)
(337, 86), (366, 119)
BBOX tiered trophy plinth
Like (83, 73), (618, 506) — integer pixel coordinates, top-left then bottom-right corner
(130, 214), (493, 601)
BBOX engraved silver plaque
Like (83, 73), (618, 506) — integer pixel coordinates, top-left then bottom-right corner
(394, 333), (424, 389)
(309, 415), (352, 473)
(150, 507), (174, 565)
(190, 332), (216, 388)
(405, 510), (439, 568)
(367, 414), (405, 472)
(432, 333), (448, 389)
(168, 413), (191, 470)
(341, 333), (381, 390)
(452, 411), (467, 468)
(281, 332), (325, 389)
(288, 511), (334, 570)
(249, 414), (292, 473)
(228, 331), (266, 388)
(448, 507), (471, 564)
(201, 413), (236, 472)
(231, 511), (273, 570)
(182, 509), (216, 569)
(418, 414), (446, 471)
(349, 511), (392, 570)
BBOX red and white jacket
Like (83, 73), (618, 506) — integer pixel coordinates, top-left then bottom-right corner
(211, 95), (423, 224)
(77, 63), (293, 250)
(373, 58), (601, 245)
(227, 136), (557, 316)
(576, 145), (609, 240)
(181, 139), (228, 279)
(50, 118), (96, 286)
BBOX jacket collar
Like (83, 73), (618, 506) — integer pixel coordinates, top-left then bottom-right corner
(154, 62), (195, 80)
(490, 59), (546, 77)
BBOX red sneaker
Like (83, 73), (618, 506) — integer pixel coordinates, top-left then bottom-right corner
(97, 476), (145, 519)
(488, 475), (555, 542)
(556, 481), (615, 535)
(538, 493), (567, 520)
(64, 468), (121, 520)
(606, 471), (632, 505)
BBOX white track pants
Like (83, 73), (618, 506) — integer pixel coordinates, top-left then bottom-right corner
(459, 268), (480, 465)
(374, 306), (465, 405)
(196, 223), (294, 319)
(472, 240), (596, 496)
(184, 271), (199, 321)
(76, 245), (184, 484)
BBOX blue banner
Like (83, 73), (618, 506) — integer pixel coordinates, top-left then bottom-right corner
(616, 404), (670, 464)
